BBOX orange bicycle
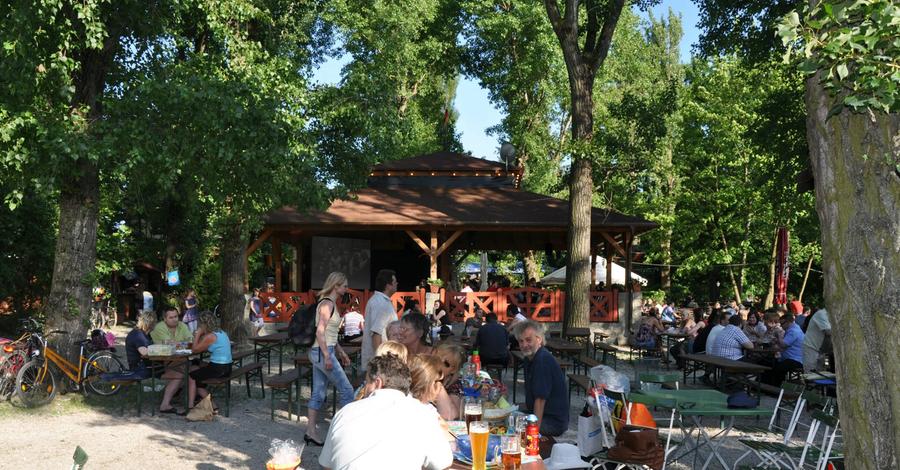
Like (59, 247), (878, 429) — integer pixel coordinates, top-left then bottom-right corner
(15, 327), (124, 407)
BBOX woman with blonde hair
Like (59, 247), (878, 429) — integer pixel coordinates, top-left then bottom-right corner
(409, 354), (445, 404)
(304, 272), (354, 446)
(431, 343), (466, 420)
(187, 311), (232, 412)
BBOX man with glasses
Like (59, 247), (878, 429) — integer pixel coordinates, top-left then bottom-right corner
(361, 269), (398, 372)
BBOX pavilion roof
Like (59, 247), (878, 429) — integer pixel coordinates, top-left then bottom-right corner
(371, 151), (507, 172)
(265, 186), (657, 235)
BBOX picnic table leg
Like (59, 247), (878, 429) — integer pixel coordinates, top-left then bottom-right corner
(698, 417), (733, 470)
(278, 343), (284, 374)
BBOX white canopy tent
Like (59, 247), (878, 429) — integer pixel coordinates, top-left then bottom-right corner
(540, 257), (648, 286)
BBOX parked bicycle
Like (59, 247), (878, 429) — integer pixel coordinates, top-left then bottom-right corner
(0, 318), (40, 400)
(90, 299), (118, 330)
(15, 325), (125, 407)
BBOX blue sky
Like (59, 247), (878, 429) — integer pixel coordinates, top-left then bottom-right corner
(313, 0), (700, 161)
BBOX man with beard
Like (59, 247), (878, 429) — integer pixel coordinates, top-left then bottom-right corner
(513, 320), (569, 437)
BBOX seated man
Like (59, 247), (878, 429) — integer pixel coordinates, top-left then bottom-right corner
(709, 314), (754, 361)
(761, 313), (805, 386)
(803, 309), (832, 371)
(474, 312), (509, 367)
(150, 306), (193, 345)
(319, 354), (452, 470)
(513, 320), (569, 438)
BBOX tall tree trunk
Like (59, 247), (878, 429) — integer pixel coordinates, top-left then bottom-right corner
(44, 36), (118, 361)
(564, 70), (595, 331)
(522, 250), (542, 283)
(44, 158), (100, 361)
(220, 222), (251, 343)
(806, 75), (900, 468)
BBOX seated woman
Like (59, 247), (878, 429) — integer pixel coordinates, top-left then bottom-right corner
(187, 311), (232, 411)
(743, 310), (767, 343)
(386, 320), (407, 343)
(125, 310), (157, 379)
(399, 313), (434, 356)
(409, 354), (446, 406)
(631, 308), (664, 351)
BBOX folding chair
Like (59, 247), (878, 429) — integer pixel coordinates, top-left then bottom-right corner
(735, 398), (841, 469)
(734, 382), (807, 443)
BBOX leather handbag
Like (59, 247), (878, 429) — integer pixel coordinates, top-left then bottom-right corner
(606, 425), (664, 470)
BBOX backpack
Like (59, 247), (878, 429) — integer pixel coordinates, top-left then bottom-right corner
(288, 300), (323, 347)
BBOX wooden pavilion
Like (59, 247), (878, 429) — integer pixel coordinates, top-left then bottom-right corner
(248, 151), (657, 329)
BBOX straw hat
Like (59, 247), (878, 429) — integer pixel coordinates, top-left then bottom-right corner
(543, 443), (591, 470)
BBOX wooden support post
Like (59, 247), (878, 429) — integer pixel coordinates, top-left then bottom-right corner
(273, 237), (282, 292)
(625, 231), (634, 328)
(590, 244), (598, 289)
(297, 241), (304, 292)
(429, 231), (438, 279)
(606, 243), (613, 291)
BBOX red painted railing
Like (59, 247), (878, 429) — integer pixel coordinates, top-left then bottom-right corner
(259, 288), (618, 324)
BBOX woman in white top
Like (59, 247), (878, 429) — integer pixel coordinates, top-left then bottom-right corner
(305, 272), (354, 446)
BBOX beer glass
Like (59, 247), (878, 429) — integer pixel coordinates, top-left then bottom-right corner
(500, 433), (522, 470)
(469, 421), (490, 470)
(463, 397), (483, 433)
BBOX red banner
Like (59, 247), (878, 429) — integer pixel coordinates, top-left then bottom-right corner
(774, 227), (790, 305)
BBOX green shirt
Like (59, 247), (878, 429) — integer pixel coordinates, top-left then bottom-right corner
(150, 321), (193, 344)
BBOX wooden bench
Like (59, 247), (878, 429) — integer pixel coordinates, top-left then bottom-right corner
(204, 362), (265, 417)
(231, 349), (257, 383)
(575, 353), (600, 375)
(592, 341), (619, 369)
(567, 373), (592, 403)
(680, 353), (770, 394)
(267, 369), (304, 421)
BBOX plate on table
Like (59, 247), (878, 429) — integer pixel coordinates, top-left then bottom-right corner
(175, 349), (193, 355)
(453, 434), (501, 467)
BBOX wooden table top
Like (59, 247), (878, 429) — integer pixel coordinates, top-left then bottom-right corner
(681, 353), (771, 373)
(563, 327), (591, 338)
(659, 332), (691, 339)
(545, 338), (583, 354)
(250, 332), (288, 344)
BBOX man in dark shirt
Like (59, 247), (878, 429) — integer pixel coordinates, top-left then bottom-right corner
(474, 313), (509, 366)
(513, 320), (569, 437)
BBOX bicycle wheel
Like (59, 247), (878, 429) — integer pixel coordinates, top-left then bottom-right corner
(83, 351), (125, 396)
(15, 359), (57, 407)
(0, 350), (27, 400)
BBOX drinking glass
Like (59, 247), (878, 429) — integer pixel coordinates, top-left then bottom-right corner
(463, 397), (484, 433)
(469, 421), (490, 470)
(500, 433), (522, 470)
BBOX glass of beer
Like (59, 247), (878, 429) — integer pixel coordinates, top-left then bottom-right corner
(500, 433), (521, 470)
(469, 421), (490, 470)
(464, 398), (483, 433)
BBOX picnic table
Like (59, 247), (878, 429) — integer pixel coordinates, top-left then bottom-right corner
(147, 351), (196, 412)
(634, 388), (774, 470)
(545, 338), (583, 358)
(250, 332), (289, 374)
(680, 353), (770, 393)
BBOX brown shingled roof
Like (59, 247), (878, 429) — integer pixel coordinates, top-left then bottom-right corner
(265, 186), (657, 234)
(372, 151), (507, 172)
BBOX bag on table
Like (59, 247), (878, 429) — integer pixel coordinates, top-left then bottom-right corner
(606, 425), (664, 470)
(186, 394), (215, 421)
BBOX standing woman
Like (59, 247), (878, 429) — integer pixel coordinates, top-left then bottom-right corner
(183, 288), (199, 332)
(304, 272), (354, 446)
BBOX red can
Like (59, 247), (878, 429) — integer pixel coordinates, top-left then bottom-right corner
(525, 414), (540, 456)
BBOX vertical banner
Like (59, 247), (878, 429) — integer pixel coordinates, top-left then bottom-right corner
(774, 227), (790, 305)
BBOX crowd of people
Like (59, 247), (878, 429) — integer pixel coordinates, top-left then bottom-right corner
(638, 298), (833, 388)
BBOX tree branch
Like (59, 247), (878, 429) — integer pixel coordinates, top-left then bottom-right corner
(589, 0), (626, 73)
(584, 0), (599, 54)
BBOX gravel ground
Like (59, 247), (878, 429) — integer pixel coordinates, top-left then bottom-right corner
(0, 327), (815, 469)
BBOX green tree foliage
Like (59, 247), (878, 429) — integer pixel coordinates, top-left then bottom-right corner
(312, 0), (464, 167)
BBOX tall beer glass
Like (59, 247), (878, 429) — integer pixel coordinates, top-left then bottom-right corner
(500, 433), (521, 470)
(469, 421), (490, 470)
